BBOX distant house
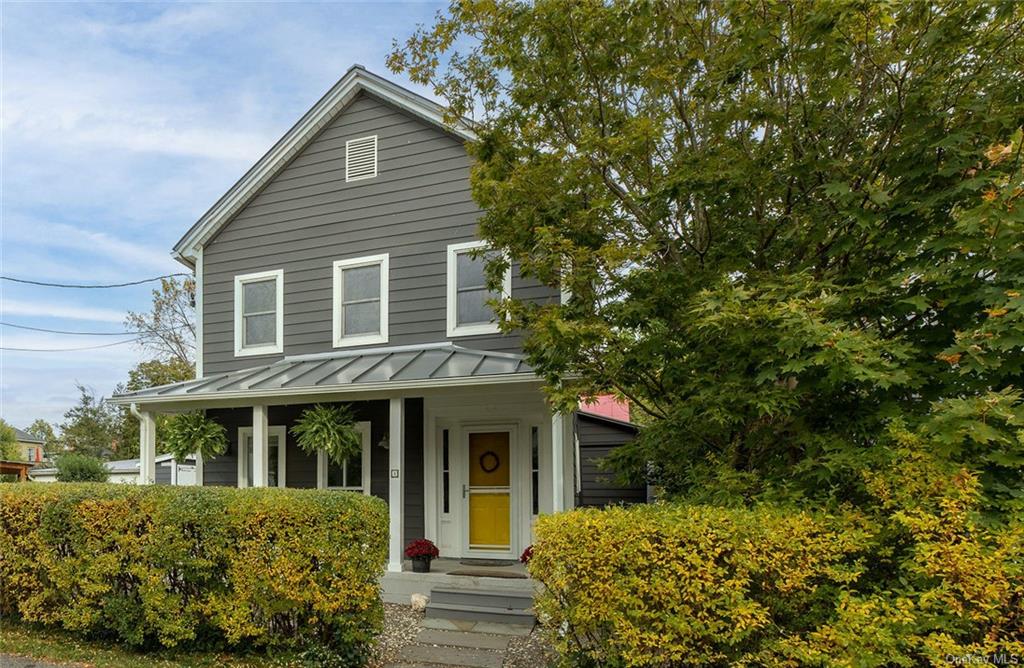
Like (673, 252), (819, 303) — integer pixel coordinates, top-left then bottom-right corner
(29, 453), (197, 485)
(13, 428), (45, 463)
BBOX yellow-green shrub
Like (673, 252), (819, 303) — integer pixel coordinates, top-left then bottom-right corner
(529, 504), (867, 667)
(530, 497), (1023, 667)
(0, 483), (388, 661)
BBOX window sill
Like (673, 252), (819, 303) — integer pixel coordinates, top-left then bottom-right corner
(234, 344), (284, 357)
(333, 333), (388, 349)
(447, 323), (502, 338)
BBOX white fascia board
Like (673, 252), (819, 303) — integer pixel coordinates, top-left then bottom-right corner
(173, 67), (476, 263)
(108, 373), (542, 407)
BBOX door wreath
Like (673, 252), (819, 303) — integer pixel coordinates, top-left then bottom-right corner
(479, 450), (501, 473)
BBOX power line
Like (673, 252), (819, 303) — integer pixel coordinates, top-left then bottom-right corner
(1, 273), (190, 289)
(0, 322), (141, 336)
(0, 338), (142, 353)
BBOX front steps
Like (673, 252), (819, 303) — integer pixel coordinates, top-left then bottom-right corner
(392, 628), (510, 668)
(425, 587), (536, 627)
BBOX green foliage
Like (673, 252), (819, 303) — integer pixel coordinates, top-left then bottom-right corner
(58, 384), (116, 459)
(391, 1), (1024, 517)
(530, 462), (1023, 666)
(0, 419), (18, 461)
(25, 419), (57, 457)
(113, 358), (196, 458)
(291, 404), (362, 467)
(164, 411), (228, 462)
(54, 453), (108, 483)
(0, 483), (388, 660)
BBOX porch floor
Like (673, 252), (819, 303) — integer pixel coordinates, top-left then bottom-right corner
(381, 558), (535, 604)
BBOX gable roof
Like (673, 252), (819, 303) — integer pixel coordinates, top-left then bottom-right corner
(172, 65), (475, 267)
(576, 410), (639, 433)
(13, 427), (43, 444)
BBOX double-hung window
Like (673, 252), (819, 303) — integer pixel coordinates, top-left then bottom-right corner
(234, 269), (284, 356)
(317, 421), (371, 493)
(446, 241), (511, 337)
(332, 254), (388, 347)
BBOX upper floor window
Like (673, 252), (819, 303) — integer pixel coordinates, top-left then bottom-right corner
(446, 241), (511, 337)
(332, 254), (389, 347)
(234, 269), (284, 357)
(345, 135), (377, 181)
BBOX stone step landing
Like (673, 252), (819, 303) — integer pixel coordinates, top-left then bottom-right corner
(387, 627), (521, 668)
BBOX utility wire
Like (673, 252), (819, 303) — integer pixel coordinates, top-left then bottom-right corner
(0, 338), (142, 353)
(0, 273), (190, 289)
(0, 322), (141, 336)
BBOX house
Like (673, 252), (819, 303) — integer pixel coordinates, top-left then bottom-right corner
(29, 453), (197, 485)
(13, 428), (45, 463)
(110, 65), (640, 575)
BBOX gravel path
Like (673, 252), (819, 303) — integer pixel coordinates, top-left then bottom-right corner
(368, 603), (424, 667)
(503, 628), (554, 668)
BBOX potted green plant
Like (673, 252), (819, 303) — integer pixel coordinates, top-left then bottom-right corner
(164, 411), (228, 461)
(291, 403), (362, 467)
(405, 538), (440, 573)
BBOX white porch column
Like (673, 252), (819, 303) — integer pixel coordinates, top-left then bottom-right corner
(551, 412), (566, 512)
(387, 397), (404, 573)
(252, 405), (269, 487)
(139, 411), (156, 485)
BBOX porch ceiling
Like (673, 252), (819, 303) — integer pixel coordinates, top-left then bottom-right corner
(110, 343), (537, 406)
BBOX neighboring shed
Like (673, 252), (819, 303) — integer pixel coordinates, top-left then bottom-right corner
(575, 411), (648, 507)
(29, 453), (196, 485)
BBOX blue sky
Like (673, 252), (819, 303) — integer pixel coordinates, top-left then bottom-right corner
(1, 2), (445, 429)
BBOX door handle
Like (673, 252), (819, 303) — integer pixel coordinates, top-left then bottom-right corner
(463, 484), (468, 499)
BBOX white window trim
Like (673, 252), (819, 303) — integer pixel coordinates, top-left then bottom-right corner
(234, 269), (284, 357)
(317, 421), (372, 494)
(332, 254), (389, 348)
(237, 425), (287, 488)
(446, 240), (512, 338)
(345, 135), (378, 182)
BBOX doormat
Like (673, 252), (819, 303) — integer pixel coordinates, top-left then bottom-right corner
(448, 568), (527, 579)
(459, 558), (518, 567)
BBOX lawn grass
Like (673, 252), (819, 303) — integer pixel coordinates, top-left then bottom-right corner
(0, 620), (300, 667)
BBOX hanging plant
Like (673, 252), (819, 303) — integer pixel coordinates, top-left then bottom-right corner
(164, 411), (228, 461)
(291, 404), (361, 467)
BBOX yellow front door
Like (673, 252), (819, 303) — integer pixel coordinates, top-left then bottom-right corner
(468, 431), (511, 550)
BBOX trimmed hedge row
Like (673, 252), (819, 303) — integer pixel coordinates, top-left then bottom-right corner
(529, 502), (1023, 667)
(0, 483), (388, 662)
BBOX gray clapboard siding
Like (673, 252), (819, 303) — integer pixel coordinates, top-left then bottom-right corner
(202, 91), (558, 376)
(576, 413), (647, 507)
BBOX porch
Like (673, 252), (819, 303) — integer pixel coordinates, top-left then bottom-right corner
(380, 557), (535, 604)
(117, 344), (575, 574)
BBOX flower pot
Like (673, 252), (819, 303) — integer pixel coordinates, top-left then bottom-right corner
(411, 556), (431, 573)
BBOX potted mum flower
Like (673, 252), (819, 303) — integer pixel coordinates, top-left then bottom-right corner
(405, 538), (440, 573)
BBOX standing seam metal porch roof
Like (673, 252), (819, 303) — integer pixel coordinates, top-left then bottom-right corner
(111, 344), (536, 403)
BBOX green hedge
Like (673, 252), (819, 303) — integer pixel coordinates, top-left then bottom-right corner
(0, 483), (388, 663)
(529, 501), (1023, 667)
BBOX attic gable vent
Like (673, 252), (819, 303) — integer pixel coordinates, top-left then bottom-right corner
(345, 135), (377, 182)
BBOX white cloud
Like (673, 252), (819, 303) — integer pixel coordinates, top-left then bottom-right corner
(3, 216), (179, 272)
(1, 299), (126, 323)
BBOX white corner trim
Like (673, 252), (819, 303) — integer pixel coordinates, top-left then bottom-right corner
(234, 269), (284, 357)
(332, 254), (389, 348)
(446, 240), (512, 338)
(237, 425), (286, 488)
(195, 247), (204, 378)
(345, 135), (378, 182)
(316, 421), (372, 494)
